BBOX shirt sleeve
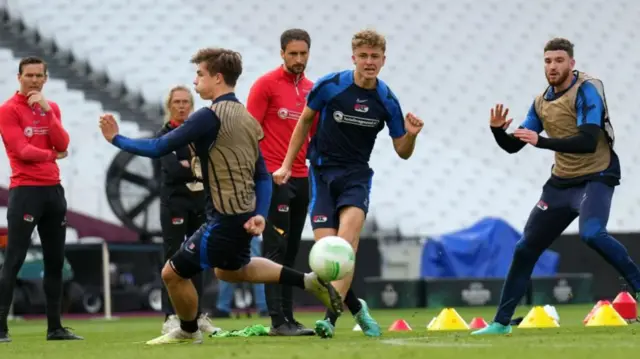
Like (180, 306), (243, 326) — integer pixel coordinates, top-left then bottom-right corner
(246, 77), (269, 125)
(112, 107), (220, 158)
(520, 102), (544, 133)
(46, 102), (70, 152)
(306, 73), (335, 112)
(0, 106), (56, 162)
(253, 149), (272, 218)
(536, 124), (599, 153)
(575, 81), (605, 127)
(384, 89), (407, 139)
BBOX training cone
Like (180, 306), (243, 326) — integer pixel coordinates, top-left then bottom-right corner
(583, 300), (611, 324)
(612, 291), (637, 320)
(353, 324), (362, 331)
(468, 317), (488, 329)
(543, 305), (560, 323)
(388, 319), (412, 331)
(585, 303), (628, 327)
(427, 308), (469, 331)
(517, 306), (559, 328)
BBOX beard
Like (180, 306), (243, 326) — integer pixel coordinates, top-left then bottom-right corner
(546, 68), (571, 86)
(286, 63), (306, 74)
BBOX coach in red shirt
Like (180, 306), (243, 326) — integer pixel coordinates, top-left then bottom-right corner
(247, 29), (316, 336)
(0, 57), (82, 342)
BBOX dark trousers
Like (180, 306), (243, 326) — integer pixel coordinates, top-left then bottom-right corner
(494, 181), (640, 324)
(160, 201), (205, 315)
(0, 185), (67, 332)
(262, 177), (309, 326)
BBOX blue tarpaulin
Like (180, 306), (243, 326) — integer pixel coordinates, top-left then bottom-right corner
(420, 217), (559, 278)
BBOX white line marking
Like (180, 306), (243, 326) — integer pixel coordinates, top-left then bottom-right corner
(380, 338), (492, 348)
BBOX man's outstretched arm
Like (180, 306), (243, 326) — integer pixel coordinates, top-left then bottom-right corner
(106, 108), (219, 158)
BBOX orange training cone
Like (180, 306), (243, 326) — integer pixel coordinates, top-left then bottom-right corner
(388, 319), (412, 331)
(469, 317), (488, 329)
(612, 291), (637, 320)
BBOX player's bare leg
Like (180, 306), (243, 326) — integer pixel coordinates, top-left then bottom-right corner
(215, 258), (343, 315)
(146, 262), (203, 345)
(314, 207), (381, 338)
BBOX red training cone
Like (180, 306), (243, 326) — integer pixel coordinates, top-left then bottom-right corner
(583, 300), (611, 324)
(388, 319), (412, 331)
(613, 291), (637, 320)
(469, 317), (488, 329)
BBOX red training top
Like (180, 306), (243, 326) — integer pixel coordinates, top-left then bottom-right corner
(0, 92), (70, 188)
(247, 66), (317, 178)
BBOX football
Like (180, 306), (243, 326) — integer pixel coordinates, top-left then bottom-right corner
(308, 236), (355, 281)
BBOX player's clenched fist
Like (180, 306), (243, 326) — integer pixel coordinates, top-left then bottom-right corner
(272, 166), (292, 185)
(404, 112), (424, 135)
(490, 104), (513, 130)
(244, 215), (266, 235)
(99, 113), (120, 143)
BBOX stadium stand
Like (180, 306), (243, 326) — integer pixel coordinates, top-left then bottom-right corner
(1, 0), (640, 238)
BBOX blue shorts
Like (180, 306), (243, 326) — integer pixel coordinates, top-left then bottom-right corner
(308, 165), (373, 230)
(170, 213), (253, 278)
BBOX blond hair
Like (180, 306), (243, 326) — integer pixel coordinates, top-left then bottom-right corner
(163, 85), (194, 123)
(351, 29), (386, 52)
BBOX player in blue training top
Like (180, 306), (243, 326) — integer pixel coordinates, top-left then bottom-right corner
(98, 48), (343, 345)
(472, 38), (640, 335)
(273, 29), (424, 339)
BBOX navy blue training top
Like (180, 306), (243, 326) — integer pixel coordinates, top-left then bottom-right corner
(306, 70), (406, 167)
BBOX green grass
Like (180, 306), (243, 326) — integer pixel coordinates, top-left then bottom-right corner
(1, 304), (638, 359)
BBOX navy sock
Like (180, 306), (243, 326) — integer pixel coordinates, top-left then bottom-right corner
(583, 234), (640, 292)
(493, 243), (541, 325)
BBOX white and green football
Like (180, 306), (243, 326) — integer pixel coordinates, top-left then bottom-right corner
(308, 236), (355, 282)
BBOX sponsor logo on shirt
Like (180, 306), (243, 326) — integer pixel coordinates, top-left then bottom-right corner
(332, 111), (379, 127)
(23, 126), (49, 138)
(278, 108), (302, 121)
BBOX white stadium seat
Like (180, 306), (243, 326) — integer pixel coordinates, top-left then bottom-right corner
(1, 0), (640, 237)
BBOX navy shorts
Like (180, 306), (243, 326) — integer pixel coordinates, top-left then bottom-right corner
(169, 212), (253, 278)
(308, 164), (373, 230)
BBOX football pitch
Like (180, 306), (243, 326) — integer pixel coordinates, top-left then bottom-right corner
(1, 304), (638, 359)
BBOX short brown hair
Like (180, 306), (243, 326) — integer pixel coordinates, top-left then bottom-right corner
(280, 29), (311, 51)
(544, 38), (574, 58)
(190, 48), (243, 87)
(351, 29), (386, 52)
(18, 56), (47, 75)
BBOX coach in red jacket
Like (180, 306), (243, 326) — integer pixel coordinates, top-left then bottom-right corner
(0, 57), (82, 342)
(247, 29), (317, 336)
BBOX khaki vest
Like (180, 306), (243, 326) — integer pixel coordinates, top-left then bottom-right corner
(533, 71), (614, 179)
(205, 100), (264, 215)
